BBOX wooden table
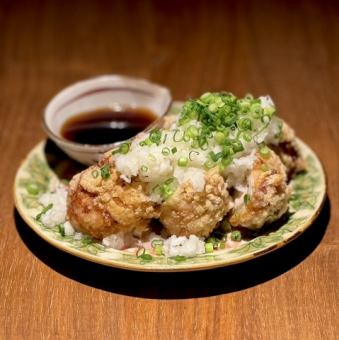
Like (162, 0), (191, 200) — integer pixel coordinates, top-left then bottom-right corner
(1, 1), (338, 339)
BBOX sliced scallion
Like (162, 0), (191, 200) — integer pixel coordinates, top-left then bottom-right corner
(162, 147), (170, 156)
(140, 253), (153, 261)
(259, 145), (270, 158)
(58, 224), (65, 237)
(205, 243), (214, 253)
(36, 203), (53, 221)
(231, 230), (242, 242)
(189, 150), (200, 161)
(151, 239), (164, 248)
(26, 183), (39, 195)
(177, 157), (188, 167)
(91, 170), (99, 178)
(100, 164), (110, 179)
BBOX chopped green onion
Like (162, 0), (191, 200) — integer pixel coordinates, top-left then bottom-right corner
(146, 138), (153, 146)
(171, 147), (177, 154)
(151, 239), (164, 248)
(189, 150), (200, 161)
(159, 183), (174, 200)
(91, 170), (99, 178)
(177, 157), (188, 167)
(100, 164), (110, 179)
(162, 147), (170, 156)
(173, 129), (184, 142)
(264, 106), (276, 116)
(26, 183), (39, 195)
(136, 247), (146, 258)
(214, 131), (226, 144)
(81, 235), (93, 245)
(261, 115), (271, 124)
(209, 151), (223, 162)
(154, 245), (163, 256)
(259, 145), (270, 158)
(112, 143), (130, 154)
(244, 193), (251, 205)
(205, 243), (214, 253)
(149, 128), (162, 145)
(237, 118), (252, 131)
(208, 103), (218, 113)
(221, 156), (233, 167)
(200, 92), (211, 101)
(58, 224), (65, 237)
(250, 103), (263, 118)
(231, 230), (242, 242)
(119, 143), (130, 154)
(219, 241), (226, 249)
(170, 255), (187, 262)
(141, 165), (148, 172)
(36, 203), (53, 221)
(140, 253), (153, 261)
(206, 237), (217, 244)
(239, 99), (251, 114)
(231, 139), (244, 153)
(187, 126), (199, 138)
(242, 132), (252, 142)
(165, 178), (174, 185)
(204, 159), (215, 169)
(183, 134), (190, 142)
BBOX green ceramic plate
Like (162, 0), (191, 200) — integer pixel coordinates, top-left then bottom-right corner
(14, 106), (326, 272)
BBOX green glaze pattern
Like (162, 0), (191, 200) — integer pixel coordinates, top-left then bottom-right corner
(14, 108), (326, 272)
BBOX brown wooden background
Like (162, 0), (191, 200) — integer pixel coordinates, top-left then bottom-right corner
(0, 0), (338, 339)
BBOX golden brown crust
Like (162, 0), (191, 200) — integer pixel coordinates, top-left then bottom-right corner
(160, 168), (233, 237)
(67, 162), (160, 239)
(271, 121), (306, 179)
(229, 150), (290, 230)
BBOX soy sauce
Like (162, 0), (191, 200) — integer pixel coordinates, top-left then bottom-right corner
(61, 107), (157, 145)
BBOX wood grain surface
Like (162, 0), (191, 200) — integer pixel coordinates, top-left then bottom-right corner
(0, 0), (338, 339)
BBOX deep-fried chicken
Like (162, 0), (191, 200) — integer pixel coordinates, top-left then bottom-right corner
(67, 160), (160, 239)
(160, 168), (233, 237)
(228, 149), (290, 230)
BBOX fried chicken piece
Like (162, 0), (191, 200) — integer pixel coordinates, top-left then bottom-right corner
(228, 149), (290, 230)
(160, 168), (233, 237)
(67, 160), (160, 239)
(270, 121), (305, 179)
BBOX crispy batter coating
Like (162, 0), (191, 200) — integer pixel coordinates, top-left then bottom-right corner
(67, 161), (160, 239)
(160, 168), (233, 237)
(229, 149), (291, 230)
(271, 121), (305, 179)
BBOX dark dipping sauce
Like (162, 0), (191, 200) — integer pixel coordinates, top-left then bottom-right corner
(61, 107), (157, 145)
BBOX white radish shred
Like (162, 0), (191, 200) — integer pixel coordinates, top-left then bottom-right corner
(63, 221), (75, 236)
(38, 186), (68, 228)
(163, 235), (205, 257)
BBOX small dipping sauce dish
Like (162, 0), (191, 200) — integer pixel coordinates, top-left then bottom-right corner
(43, 75), (172, 165)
